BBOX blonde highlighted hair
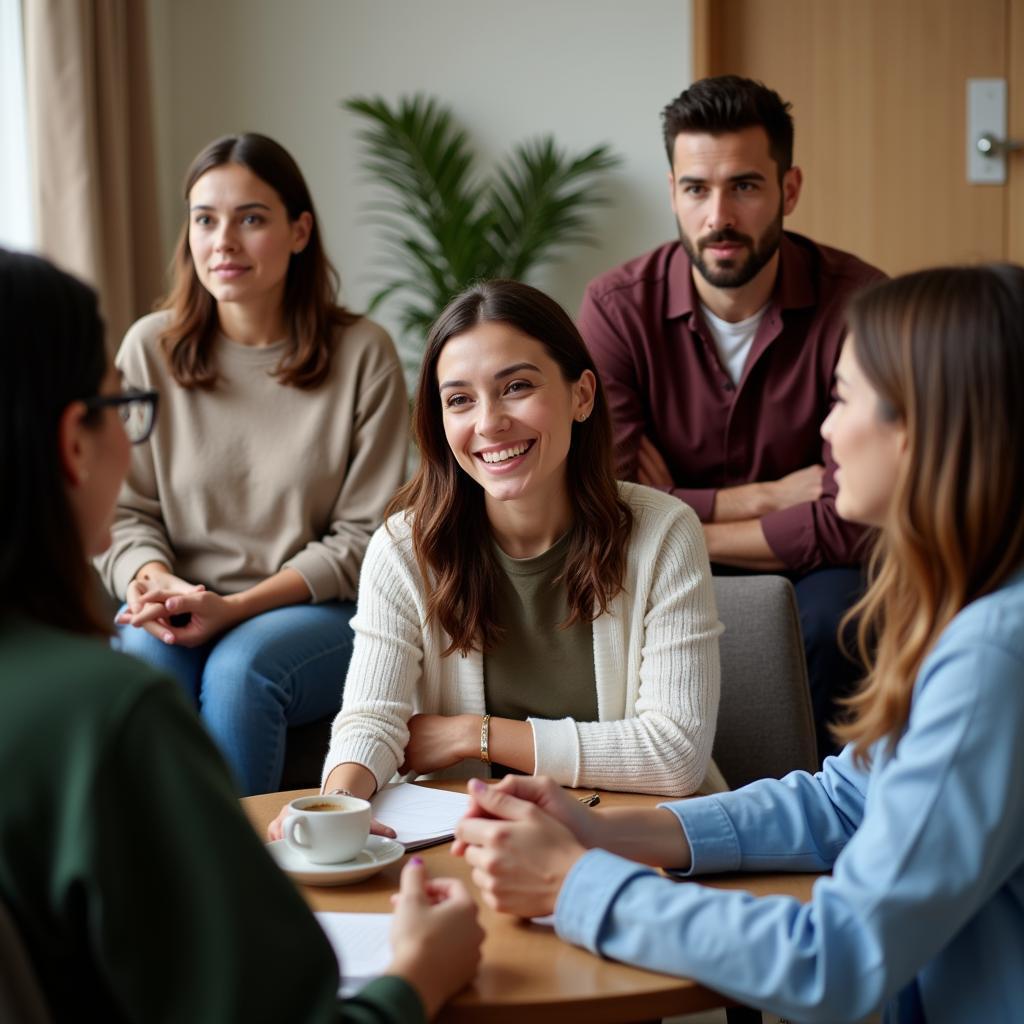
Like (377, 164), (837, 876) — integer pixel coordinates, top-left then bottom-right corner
(836, 264), (1024, 762)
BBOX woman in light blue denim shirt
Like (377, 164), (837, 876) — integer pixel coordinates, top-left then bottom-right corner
(455, 264), (1024, 1024)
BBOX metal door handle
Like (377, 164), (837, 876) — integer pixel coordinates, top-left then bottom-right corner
(977, 133), (1024, 157)
(968, 80), (1014, 184)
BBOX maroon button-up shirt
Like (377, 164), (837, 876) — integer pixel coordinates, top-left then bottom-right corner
(579, 233), (885, 573)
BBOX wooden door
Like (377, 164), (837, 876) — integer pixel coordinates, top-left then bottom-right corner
(693, 0), (1024, 274)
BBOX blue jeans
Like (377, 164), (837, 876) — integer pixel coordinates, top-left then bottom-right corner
(791, 567), (865, 762)
(114, 602), (355, 796)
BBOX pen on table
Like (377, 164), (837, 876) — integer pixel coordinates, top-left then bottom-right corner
(577, 793), (600, 807)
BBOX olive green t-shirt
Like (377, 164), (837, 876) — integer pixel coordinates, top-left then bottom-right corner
(483, 533), (598, 727)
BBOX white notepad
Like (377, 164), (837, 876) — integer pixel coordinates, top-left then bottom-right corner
(371, 783), (471, 851)
(315, 911), (392, 997)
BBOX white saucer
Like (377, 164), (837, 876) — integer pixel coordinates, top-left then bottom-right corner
(268, 835), (405, 886)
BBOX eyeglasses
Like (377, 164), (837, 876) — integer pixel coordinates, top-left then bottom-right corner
(83, 388), (159, 444)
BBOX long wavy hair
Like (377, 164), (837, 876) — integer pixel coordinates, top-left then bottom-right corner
(159, 133), (357, 389)
(390, 279), (633, 656)
(0, 250), (111, 634)
(836, 264), (1024, 762)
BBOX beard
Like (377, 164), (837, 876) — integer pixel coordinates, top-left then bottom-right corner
(679, 204), (784, 289)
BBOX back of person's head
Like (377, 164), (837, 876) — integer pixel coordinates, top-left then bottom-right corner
(839, 263), (1024, 758)
(394, 279), (631, 656)
(661, 75), (794, 175)
(0, 249), (109, 633)
(162, 132), (351, 390)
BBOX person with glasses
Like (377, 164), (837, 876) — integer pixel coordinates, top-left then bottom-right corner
(95, 134), (409, 796)
(84, 389), (159, 444)
(0, 247), (482, 1024)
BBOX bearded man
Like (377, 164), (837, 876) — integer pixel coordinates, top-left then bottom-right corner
(579, 75), (885, 760)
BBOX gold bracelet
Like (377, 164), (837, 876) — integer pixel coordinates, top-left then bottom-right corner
(479, 714), (491, 765)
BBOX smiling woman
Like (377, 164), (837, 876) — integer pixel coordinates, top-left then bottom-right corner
(95, 134), (409, 796)
(267, 279), (726, 840)
(436, 320), (596, 554)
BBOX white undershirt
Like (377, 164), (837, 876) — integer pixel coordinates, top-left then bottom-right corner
(700, 302), (769, 386)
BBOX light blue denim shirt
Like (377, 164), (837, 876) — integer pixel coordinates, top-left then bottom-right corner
(555, 570), (1024, 1023)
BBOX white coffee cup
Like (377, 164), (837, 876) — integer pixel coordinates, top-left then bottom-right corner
(283, 794), (372, 864)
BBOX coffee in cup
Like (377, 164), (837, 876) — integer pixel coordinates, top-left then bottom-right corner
(283, 794), (371, 864)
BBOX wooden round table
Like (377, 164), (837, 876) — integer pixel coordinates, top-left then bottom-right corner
(243, 782), (817, 1023)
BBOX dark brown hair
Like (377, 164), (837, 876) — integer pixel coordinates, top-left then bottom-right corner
(390, 279), (633, 656)
(160, 133), (357, 389)
(836, 265), (1024, 762)
(661, 75), (794, 176)
(0, 249), (112, 634)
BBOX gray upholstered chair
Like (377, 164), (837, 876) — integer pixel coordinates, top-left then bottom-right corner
(711, 574), (819, 789)
(710, 574), (818, 1024)
(0, 900), (51, 1024)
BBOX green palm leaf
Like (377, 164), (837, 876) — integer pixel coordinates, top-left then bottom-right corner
(488, 138), (620, 280)
(345, 93), (621, 361)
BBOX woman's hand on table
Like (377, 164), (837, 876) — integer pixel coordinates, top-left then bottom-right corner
(451, 775), (599, 856)
(388, 857), (484, 1019)
(398, 713), (478, 775)
(453, 777), (588, 917)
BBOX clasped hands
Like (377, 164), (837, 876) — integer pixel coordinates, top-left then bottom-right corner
(452, 776), (594, 918)
(117, 565), (242, 647)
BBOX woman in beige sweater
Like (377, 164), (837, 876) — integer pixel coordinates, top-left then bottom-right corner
(98, 134), (408, 796)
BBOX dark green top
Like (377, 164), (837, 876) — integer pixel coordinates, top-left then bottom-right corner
(0, 616), (425, 1024)
(483, 533), (598, 725)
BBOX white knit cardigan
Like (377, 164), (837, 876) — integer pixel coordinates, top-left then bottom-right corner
(324, 482), (726, 797)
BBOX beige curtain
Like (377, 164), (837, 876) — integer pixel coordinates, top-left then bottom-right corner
(24, 0), (164, 351)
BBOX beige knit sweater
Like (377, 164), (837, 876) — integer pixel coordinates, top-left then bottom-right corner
(326, 483), (727, 797)
(97, 311), (408, 603)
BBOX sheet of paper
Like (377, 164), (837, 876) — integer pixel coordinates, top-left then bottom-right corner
(371, 783), (471, 850)
(315, 911), (393, 998)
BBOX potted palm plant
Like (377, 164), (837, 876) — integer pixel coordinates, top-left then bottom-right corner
(345, 94), (621, 375)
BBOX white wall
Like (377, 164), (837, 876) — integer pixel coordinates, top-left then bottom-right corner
(148, 0), (691, 352)
(0, 0), (33, 251)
